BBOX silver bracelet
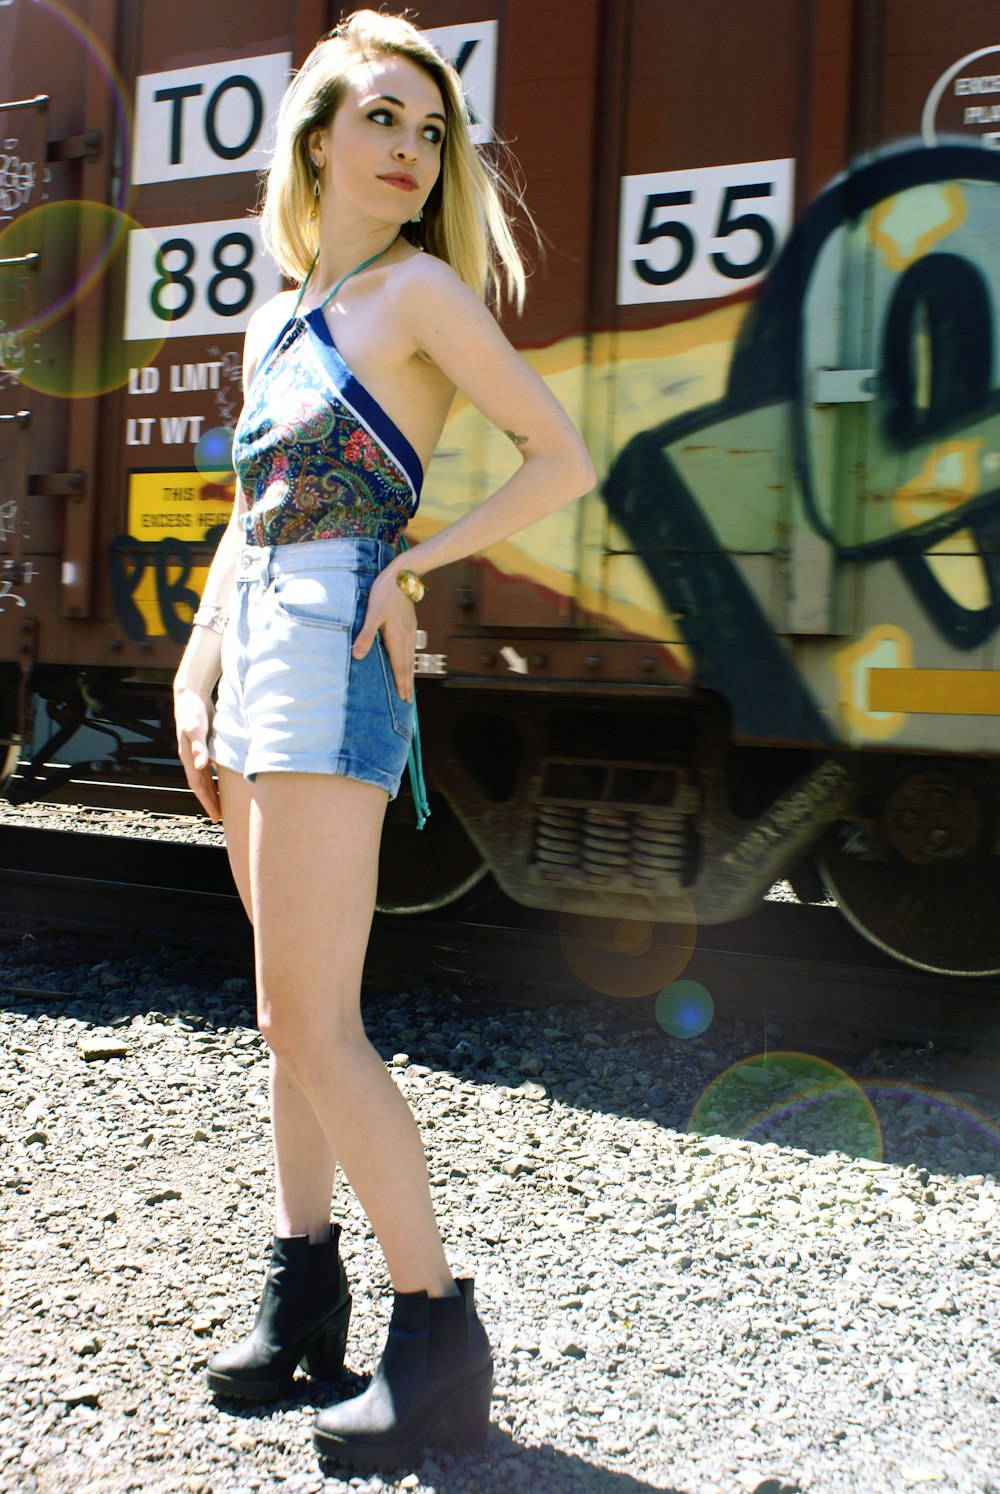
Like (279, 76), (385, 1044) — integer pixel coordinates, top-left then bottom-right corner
(191, 604), (229, 634)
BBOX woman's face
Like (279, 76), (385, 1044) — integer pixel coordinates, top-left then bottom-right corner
(311, 54), (446, 229)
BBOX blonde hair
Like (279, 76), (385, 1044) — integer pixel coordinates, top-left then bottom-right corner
(259, 9), (527, 310)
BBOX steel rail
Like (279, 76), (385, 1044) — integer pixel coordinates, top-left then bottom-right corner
(1, 824), (999, 1072)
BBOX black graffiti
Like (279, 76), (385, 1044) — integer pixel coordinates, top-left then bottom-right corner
(108, 529), (226, 644)
(604, 144), (1000, 741)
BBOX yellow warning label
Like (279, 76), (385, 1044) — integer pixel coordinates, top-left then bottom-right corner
(127, 470), (235, 543)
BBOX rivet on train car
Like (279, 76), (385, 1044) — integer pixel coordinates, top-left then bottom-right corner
(531, 654), (548, 668)
(107, 638), (123, 652)
(640, 657), (657, 673)
(138, 640), (153, 651)
(584, 655), (602, 670)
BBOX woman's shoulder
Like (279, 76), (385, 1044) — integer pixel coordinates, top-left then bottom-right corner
(390, 250), (466, 298)
(247, 288), (299, 348)
(385, 252), (486, 345)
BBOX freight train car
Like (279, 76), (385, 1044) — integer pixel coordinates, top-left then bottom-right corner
(2, 0), (999, 976)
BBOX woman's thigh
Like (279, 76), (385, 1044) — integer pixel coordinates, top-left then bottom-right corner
(248, 772), (388, 1036)
(218, 764), (254, 920)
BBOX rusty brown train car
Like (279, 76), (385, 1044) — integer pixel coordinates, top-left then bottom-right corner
(2, 0), (1000, 977)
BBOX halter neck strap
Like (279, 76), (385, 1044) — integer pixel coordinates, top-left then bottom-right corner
(292, 243), (395, 317)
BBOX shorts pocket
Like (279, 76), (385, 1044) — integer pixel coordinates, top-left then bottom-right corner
(375, 634), (415, 741)
(270, 569), (355, 630)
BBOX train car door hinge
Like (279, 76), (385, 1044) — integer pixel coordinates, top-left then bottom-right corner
(47, 129), (102, 163)
(27, 470), (86, 499)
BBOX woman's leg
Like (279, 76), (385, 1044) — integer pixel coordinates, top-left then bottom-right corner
(248, 771), (456, 1299)
(218, 764), (337, 1242)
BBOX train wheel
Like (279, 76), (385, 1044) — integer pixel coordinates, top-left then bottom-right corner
(816, 766), (1000, 976)
(376, 789), (490, 915)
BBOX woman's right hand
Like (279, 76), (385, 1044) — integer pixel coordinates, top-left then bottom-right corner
(174, 686), (222, 821)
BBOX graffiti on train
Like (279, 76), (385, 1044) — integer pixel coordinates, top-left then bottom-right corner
(602, 143), (1000, 748)
(0, 138), (36, 219)
(108, 528), (224, 643)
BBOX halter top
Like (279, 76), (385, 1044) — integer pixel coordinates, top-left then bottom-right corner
(233, 251), (423, 548)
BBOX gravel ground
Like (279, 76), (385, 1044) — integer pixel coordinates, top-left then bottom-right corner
(2, 918), (999, 1494)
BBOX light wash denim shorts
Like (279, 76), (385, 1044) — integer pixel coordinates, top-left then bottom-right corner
(210, 538), (414, 798)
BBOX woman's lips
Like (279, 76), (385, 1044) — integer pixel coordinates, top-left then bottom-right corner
(378, 173), (417, 191)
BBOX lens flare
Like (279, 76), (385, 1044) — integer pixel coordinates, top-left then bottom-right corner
(0, 205), (164, 397)
(30, 1), (134, 214)
(558, 894), (698, 999)
(690, 1051), (883, 1162)
(861, 1079), (999, 1172)
(655, 979), (714, 1038)
(194, 426), (237, 480)
(687, 1052), (885, 1237)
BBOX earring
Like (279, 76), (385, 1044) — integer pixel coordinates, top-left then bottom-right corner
(410, 206), (423, 224)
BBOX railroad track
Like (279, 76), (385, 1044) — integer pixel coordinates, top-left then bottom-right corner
(3, 822), (1000, 1083)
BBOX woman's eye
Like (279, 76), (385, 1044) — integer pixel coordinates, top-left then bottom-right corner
(368, 109), (393, 126)
(422, 126), (443, 145)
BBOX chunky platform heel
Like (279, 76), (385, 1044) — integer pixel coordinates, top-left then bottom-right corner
(313, 1277), (493, 1472)
(427, 1363), (494, 1456)
(206, 1225), (352, 1401)
(300, 1300), (352, 1379)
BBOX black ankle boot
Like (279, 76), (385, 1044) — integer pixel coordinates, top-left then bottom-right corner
(313, 1277), (493, 1471)
(206, 1224), (351, 1401)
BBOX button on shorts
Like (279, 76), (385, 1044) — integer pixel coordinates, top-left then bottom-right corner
(210, 538), (414, 798)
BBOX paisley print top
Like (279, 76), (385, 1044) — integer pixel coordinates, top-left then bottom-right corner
(233, 307), (423, 548)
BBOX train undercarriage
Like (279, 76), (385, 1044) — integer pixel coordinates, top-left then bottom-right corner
(5, 664), (999, 981)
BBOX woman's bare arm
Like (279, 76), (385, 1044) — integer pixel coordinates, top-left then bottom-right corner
(352, 255), (596, 693)
(171, 297), (285, 816)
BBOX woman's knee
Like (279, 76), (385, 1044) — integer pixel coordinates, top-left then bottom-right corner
(257, 1000), (367, 1082)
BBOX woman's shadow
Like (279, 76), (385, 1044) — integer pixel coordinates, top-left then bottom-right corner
(215, 1370), (687, 1492)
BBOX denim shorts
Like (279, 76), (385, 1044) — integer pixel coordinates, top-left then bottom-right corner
(210, 538), (414, 798)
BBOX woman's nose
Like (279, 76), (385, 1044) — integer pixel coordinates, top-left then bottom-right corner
(393, 135), (418, 162)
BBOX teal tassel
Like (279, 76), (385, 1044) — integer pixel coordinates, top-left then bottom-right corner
(397, 535), (431, 831)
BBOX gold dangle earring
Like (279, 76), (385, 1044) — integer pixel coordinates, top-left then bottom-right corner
(310, 156), (322, 221)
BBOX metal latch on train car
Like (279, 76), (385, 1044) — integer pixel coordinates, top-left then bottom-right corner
(414, 628), (446, 678)
(810, 368), (880, 404)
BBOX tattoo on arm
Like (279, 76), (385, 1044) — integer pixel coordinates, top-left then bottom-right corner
(504, 429), (529, 449)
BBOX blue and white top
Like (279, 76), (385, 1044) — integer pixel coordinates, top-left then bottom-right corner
(233, 255), (423, 549)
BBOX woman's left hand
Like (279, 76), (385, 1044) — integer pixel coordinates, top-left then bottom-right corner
(352, 568), (417, 702)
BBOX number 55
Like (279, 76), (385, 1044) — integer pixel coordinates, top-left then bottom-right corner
(620, 160), (793, 305)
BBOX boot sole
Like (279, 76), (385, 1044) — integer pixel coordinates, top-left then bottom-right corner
(313, 1363), (494, 1472)
(207, 1298), (351, 1402)
(206, 1368), (296, 1402)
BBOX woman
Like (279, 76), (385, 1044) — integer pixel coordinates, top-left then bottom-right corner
(173, 9), (594, 1473)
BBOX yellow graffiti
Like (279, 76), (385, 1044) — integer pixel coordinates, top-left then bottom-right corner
(869, 183), (967, 270)
(892, 439), (983, 531)
(834, 624), (913, 741)
(417, 305), (747, 667)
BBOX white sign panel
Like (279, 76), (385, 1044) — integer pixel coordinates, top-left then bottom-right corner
(618, 158), (795, 305)
(425, 20), (498, 146)
(134, 53), (291, 184)
(124, 218), (279, 341)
